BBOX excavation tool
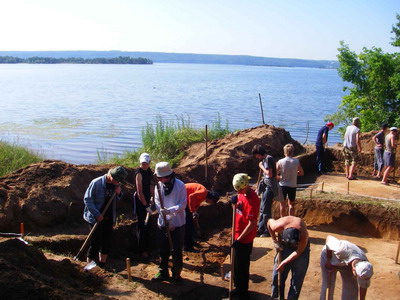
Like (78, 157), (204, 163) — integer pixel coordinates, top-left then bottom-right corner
(326, 271), (334, 300)
(155, 180), (174, 252)
(229, 199), (237, 300)
(74, 191), (117, 261)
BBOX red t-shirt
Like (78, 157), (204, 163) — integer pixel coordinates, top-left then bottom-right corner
(234, 188), (260, 243)
(185, 183), (208, 213)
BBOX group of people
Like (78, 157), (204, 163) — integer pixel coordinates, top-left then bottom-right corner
(81, 133), (379, 299)
(231, 142), (374, 299)
(316, 118), (398, 185)
(82, 154), (220, 283)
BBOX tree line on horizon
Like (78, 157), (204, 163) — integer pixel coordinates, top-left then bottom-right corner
(0, 56), (153, 64)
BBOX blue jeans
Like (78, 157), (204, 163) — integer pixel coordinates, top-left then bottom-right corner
(316, 145), (325, 172)
(258, 188), (274, 234)
(271, 242), (310, 300)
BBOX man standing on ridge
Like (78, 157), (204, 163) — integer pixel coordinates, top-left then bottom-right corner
(343, 117), (362, 180)
(315, 122), (334, 174)
(184, 183), (220, 252)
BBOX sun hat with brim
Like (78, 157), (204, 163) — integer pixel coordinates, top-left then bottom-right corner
(110, 166), (128, 183)
(282, 227), (300, 248)
(355, 261), (373, 288)
(232, 173), (250, 191)
(155, 162), (173, 177)
(390, 127), (398, 131)
(139, 153), (151, 164)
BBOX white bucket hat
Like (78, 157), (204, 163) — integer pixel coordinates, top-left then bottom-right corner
(355, 261), (373, 288)
(155, 162), (173, 177)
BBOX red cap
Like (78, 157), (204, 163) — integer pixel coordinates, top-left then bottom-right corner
(326, 122), (334, 128)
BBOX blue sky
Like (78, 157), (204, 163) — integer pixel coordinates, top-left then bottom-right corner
(1, 0), (399, 60)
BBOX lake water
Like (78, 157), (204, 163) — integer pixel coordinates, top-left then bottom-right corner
(0, 63), (346, 164)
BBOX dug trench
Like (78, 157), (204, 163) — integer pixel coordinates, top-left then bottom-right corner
(0, 125), (399, 299)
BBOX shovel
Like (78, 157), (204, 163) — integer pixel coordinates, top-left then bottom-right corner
(74, 191), (117, 261)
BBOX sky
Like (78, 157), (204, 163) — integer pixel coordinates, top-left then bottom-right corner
(1, 0), (399, 60)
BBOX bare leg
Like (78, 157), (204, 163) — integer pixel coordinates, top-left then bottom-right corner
(280, 201), (287, 218)
(381, 166), (393, 184)
(348, 163), (356, 179)
(345, 165), (350, 178)
(288, 200), (295, 216)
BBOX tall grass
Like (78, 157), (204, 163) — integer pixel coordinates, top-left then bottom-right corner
(0, 141), (43, 177)
(99, 114), (230, 167)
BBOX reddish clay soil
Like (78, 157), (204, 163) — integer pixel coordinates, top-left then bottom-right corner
(0, 125), (399, 299)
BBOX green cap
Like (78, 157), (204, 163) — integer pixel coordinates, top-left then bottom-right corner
(109, 166), (128, 183)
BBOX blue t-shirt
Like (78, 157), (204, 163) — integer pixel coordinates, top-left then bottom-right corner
(316, 126), (329, 146)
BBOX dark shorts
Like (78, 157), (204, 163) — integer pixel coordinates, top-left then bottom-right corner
(281, 186), (296, 201)
(384, 151), (395, 167)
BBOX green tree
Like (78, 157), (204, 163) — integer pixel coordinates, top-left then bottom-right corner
(326, 16), (400, 133)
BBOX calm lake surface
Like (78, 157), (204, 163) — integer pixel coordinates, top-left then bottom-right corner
(0, 63), (346, 164)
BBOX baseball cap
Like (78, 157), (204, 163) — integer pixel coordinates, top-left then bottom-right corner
(282, 227), (300, 248)
(155, 162), (173, 177)
(390, 127), (398, 131)
(326, 122), (334, 127)
(232, 173), (250, 191)
(109, 166), (128, 183)
(139, 153), (151, 164)
(355, 261), (373, 288)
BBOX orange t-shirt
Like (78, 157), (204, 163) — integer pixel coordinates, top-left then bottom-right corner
(185, 183), (208, 213)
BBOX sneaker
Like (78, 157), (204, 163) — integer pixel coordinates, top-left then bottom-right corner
(260, 233), (270, 238)
(152, 272), (169, 281)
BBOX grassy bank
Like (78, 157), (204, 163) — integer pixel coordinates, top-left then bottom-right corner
(98, 115), (230, 167)
(0, 141), (43, 177)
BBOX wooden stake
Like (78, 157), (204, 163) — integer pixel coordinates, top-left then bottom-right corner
(321, 181), (324, 192)
(205, 125), (208, 182)
(258, 93), (265, 125)
(20, 222), (24, 238)
(396, 241), (400, 264)
(347, 182), (350, 195)
(126, 258), (131, 281)
(309, 188), (313, 200)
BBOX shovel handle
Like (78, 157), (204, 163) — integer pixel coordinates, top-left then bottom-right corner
(155, 181), (174, 252)
(74, 191), (117, 260)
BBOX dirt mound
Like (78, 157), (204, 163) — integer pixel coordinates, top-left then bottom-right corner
(0, 160), (137, 232)
(175, 125), (305, 191)
(0, 238), (105, 299)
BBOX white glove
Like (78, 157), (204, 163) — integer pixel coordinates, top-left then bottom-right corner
(160, 208), (170, 217)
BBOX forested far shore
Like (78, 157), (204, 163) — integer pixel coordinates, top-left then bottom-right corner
(0, 56), (153, 64)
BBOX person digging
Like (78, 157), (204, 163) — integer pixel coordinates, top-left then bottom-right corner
(152, 162), (187, 283)
(320, 235), (373, 300)
(83, 166), (128, 269)
(184, 183), (220, 252)
(268, 216), (310, 300)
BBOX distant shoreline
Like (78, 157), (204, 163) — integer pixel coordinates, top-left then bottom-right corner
(0, 50), (338, 69)
(0, 56), (153, 65)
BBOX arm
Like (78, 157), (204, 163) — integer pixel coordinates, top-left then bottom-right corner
(391, 134), (397, 149)
(277, 227), (309, 271)
(236, 219), (257, 242)
(297, 162), (304, 176)
(322, 133), (327, 145)
(356, 132), (362, 153)
(166, 183), (187, 215)
(372, 133), (379, 146)
(276, 161), (281, 181)
(259, 160), (273, 178)
(135, 173), (147, 206)
(84, 180), (102, 221)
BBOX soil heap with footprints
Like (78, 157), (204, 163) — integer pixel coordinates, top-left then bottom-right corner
(0, 125), (399, 299)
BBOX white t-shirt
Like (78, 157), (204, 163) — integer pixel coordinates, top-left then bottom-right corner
(278, 156), (299, 187)
(343, 125), (360, 148)
(325, 235), (368, 265)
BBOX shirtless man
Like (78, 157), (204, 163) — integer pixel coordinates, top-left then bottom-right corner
(267, 216), (310, 300)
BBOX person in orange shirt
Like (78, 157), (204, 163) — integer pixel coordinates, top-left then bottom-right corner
(184, 183), (220, 252)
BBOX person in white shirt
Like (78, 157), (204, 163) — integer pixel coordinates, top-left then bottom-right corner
(343, 117), (362, 180)
(152, 162), (187, 283)
(276, 144), (304, 216)
(320, 235), (373, 300)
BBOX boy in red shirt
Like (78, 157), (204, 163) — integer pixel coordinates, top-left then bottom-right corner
(230, 173), (260, 298)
